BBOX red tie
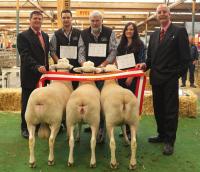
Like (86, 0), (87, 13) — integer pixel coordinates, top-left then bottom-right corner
(37, 31), (46, 65)
(37, 31), (45, 50)
(160, 29), (165, 42)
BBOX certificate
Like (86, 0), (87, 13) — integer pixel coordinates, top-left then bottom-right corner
(60, 46), (77, 59)
(116, 53), (136, 69)
(88, 43), (107, 57)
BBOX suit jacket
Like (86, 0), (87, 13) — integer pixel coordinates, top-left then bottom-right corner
(146, 23), (190, 85)
(17, 27), (49, 89)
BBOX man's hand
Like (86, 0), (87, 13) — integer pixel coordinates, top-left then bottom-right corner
(192, 60), (197, 65)
(38, 66), (47, 74)
(135, 63), (146, 71)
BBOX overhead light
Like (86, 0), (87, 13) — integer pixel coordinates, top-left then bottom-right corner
(171, 12), (200, 15)
(104, 11), (150, 15)
(121, 21), (136, 23)
(172, 21), (185, 24)
(0, 19), (15, 22)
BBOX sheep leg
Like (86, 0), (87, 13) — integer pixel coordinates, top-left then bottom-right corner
(75, 123), (81, 142)
(68, 125), (75, 166)
(129, 125), (137, 170)
(107, 126), (118, 169)
(28, 124), (36, 168)
(90, 125), (97, 168)
(48, 124), (60, 166)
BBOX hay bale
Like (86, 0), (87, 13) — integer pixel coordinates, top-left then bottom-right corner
(142, 91), (154, 115)
(0, 58), (16, 68)
(141, 89), (198, 117)
(179, 90), (197, 118)
(145, 77), (152, 91)
(0, 88), (21, 111)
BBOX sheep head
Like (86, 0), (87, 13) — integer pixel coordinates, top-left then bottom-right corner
(73, 61), (102, 73)
(55, 58), (73, 72)
(102, 64), (120, 72)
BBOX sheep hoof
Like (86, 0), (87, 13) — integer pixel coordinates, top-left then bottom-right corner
(48, 160), (55, 166)
(110, 162), (118, 169)
(129, 164), (136, 170)
(90, 163), (96, 168)
(29, 162), (36, 168)
(68, 161), (74, 167)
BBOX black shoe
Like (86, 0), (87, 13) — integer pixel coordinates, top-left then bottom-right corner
(163, 143), (174, 155)
(180, 84), (186, 87)
(21, 129), (29, 139)
(148, 136), (164, 143)
(190, 84), (197, 88)
(84, 127), (91, 133)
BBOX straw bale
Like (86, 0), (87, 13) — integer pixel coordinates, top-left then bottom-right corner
(145, 70), (150, 77)
(179, 90), (197, 118)
(0, 58), (16, 68)
(145, 77), (152, 91)
(141, 90), (198, 117)
(196, 76), (200, 87)
(0, 88), (21, 111)
(141, 91), (154, 115)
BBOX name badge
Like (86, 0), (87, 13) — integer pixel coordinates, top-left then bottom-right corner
(116, 53), (136, 69)
(88, 43), (107, 57)
(60, 46), (77, 59)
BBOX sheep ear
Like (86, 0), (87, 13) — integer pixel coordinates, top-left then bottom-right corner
(73, 67), (82, 73)
(69, 64), (74, 70)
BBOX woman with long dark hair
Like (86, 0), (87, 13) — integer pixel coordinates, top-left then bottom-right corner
(117, 22), (146, 93)
(117, 22), (146, 139)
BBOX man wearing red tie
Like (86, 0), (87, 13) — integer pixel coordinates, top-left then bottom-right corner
(136, 4), (190, 155)
(17, 11), (49, 139)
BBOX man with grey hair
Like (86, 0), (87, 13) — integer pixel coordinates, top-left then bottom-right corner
(78, 10), (117, 143)
(136, 4), (190, 155)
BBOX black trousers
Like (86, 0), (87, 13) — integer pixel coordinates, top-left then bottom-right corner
(21, 87), (35, 130)
(182, 62), (195, 85)
(152, 77), (179, 145)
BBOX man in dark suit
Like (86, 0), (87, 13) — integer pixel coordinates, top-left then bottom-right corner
(136, 4), (190, 155)
(17, 11), (49, 139)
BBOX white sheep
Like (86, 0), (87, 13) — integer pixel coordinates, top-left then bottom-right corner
(100, 64), (139, 170)
(66, 61), (101, 168)
(25, 59), (73, 168)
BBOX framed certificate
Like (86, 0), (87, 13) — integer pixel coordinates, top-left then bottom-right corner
(88, 43), (107, 57)
(60, 46), (77, 59)
(116, 53), (136, 69)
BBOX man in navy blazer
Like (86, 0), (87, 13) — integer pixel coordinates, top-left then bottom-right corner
(136, 4), (190, 155)
(17, 11), (49, 139)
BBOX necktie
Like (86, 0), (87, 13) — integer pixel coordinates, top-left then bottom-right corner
(37, 31), (45, 50)
(37, 31), (46, 65)
(160, 29), (165, 42)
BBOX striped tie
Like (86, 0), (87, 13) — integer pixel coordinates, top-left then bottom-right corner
(37, 31), (45, 50)
(160, 29), (165, 42)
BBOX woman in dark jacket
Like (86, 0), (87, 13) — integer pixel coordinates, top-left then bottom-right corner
(117, 22), (146, 93)
(117, 22), (146, 139)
